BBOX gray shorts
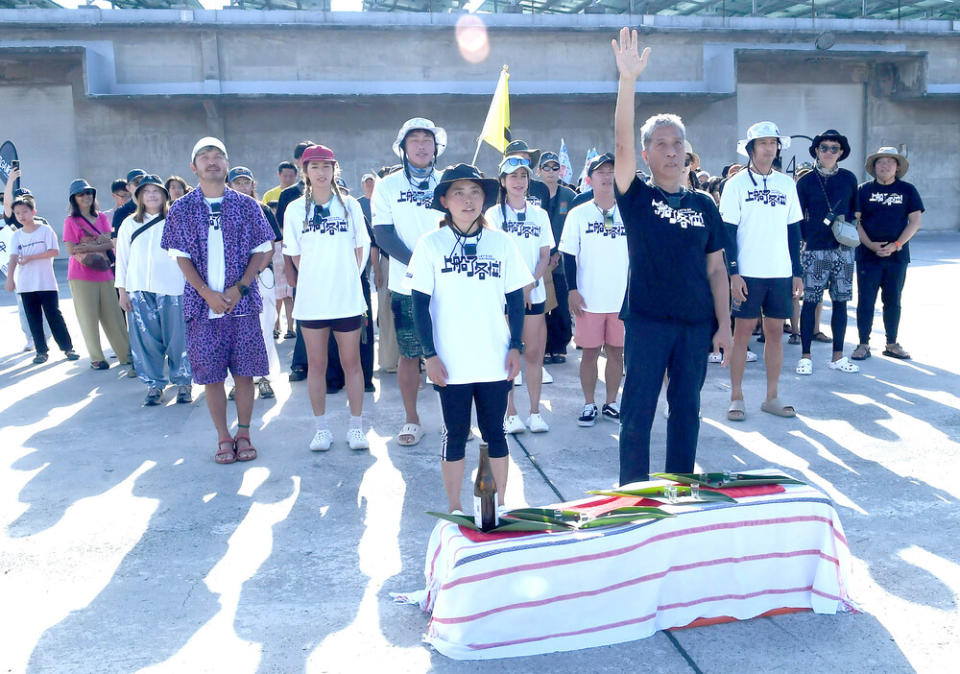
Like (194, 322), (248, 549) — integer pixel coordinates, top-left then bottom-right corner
(801, 247), (855, 304)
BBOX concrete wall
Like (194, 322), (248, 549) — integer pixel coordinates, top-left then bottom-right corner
(0, 10), (957, 239)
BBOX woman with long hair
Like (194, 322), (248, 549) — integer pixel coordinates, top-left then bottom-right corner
(283, 145), (370, 451)
(405, 163), (531, 515)
(486, 156), (554, 434)
(165, 176), (191, 204)
(62, 178), (130, 370)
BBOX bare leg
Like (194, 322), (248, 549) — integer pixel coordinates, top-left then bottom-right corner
(491, 456), (509, 505)
(284, 297), (294, 331)
(604, 345), (624, 404)
(523, 314), (547, 414)
(233, 375), (255, 430)
(762, 316), (784, 402)
(442, 459), (465, 512)
(205, 381), (231, 439)
(580, 346), (601, 404)
(334, 328), (364, 416)
(729, 318), (755, 402)
(398, 355), (421, 426)
(302, 326), (331, 416)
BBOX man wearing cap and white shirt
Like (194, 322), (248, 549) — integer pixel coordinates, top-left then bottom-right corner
(720, 120), (804, 421)
(559, 152), (629, 427)
(161, 137), (275, 464)
(372, 117), (447, 446)
(852, 147), (923, 362)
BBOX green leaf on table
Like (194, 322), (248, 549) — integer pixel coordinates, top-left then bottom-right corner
(587, 487), (737, 504)
(427, 511), (481, 530)
(653, 472), (805, 488)
(503, 507), (584, 525)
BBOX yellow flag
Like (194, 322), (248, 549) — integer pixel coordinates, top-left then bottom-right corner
(479, 66), (511, 154)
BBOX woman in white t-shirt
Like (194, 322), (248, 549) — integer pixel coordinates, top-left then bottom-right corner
(405, 163), (532, 515)
(282, 145), (371, 451)
(486, 156), (554, 434)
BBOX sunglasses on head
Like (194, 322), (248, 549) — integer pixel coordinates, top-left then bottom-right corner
(502, 157), (531, 168)
(818, 144), (842, 154)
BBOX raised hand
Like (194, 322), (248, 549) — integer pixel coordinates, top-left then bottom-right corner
(611, 27), (650, 80)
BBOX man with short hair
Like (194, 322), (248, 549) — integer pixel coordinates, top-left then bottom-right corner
(720, 121), (804, 421)
(612, 29), (731, 483)
(101, 178), (131, 225)
(261, 161), (299, 209)
(538, 152), (576, 363)
(559, 152), (628, 428)
(112, 169), (146, 236)
(161, 137), (274, 464)
(372, 117), (447, 446)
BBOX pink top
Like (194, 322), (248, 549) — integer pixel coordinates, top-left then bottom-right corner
(62, 213), (115, 282)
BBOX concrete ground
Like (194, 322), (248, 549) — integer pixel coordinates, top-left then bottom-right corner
(1, 233), (958, 674)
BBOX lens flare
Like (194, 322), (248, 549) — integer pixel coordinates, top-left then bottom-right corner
(456, 15), (490, 64)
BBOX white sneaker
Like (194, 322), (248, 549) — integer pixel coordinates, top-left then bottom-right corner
(346, 427), (369, 450)
(527, 413), (549, 433)
(514, 370), (523, 387)
(503, 415), (526, 434)
(746, 350), (758, 363)
(309, 429), (333, 452)
(827, 356), (860, 373)
(707, 352), (722, 364)
(541, 367), (553, 384)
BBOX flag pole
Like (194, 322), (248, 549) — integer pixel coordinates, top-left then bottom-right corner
(471, 138), (483, 166)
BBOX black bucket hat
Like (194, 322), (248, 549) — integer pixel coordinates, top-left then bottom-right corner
(68, 178), (96, 199)
(809, 130), (850, 162)
(504, 140), (541, 170)
(431, 164), (499, 215)
(134, 174), (168, 198)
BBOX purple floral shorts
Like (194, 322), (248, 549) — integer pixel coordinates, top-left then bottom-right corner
(185, 314), (268, 385)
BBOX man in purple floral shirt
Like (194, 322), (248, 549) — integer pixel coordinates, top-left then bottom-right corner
(162, 137), (274, 464)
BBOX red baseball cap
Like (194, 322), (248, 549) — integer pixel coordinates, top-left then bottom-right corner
(300, 145), (336, 165)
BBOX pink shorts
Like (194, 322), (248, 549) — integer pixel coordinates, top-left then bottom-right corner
(574, 311), (625, 349)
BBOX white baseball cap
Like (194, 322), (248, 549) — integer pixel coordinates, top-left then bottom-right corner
(737, 121), (790, 157)
(191, 136), (228, 163)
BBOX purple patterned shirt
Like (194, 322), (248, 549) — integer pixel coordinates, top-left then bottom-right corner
(161, 186), (273, 321)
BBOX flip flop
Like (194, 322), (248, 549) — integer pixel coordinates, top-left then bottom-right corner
(813, 331), (832, 343)
(883, 343), (911, 360)
(397, 422), (424, 447)
(234, 435), (258, 462)
(727, 399), (746, 422)
(215, 439), (237, 464)
(761, 397), (797, 418)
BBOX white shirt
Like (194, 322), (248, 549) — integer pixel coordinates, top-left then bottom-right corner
(283, 193), (370, 321)
(485, 202), (554, 305)
(115, 213), (185, 296)
(168, 197), (271, 318)
(719, 168), (803, 278)
(10, 225), (59, 293)
(404, 226), (532, 385)
(558, 200), (628, 314)
(371, 167), (443, 295)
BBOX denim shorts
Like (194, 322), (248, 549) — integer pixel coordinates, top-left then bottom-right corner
(390, 291), (425, 359)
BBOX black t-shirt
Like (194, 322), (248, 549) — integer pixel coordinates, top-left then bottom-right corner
(540, 184), (577, 251)
(276, 181), (305, 231)
(260, 204), (281, 241)
(796, 168), (858, 250)
(111, 200), (136, 238)
(615, 176), (726, 325)
(856, 179), (924, 265)
(525, 179), (550, 209)
(356, 195), (380, 255)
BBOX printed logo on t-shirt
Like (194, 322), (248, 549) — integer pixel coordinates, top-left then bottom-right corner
(652, 199), (705, 229)
(304, 216), (349, 236)
(208, 204), (222, 231)
(397, 189), (433, 209)
(441, 253), (502, 279)
(526, 196), (542, 208)
(502, 222), (543, 239)
(585, 220), (626, 238)
(745, 189), (787, 207)
(868, 192), (904, 207)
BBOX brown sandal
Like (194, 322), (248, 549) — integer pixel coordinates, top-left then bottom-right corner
(215, 439), (237, 464)
(234, 435), (258, 462)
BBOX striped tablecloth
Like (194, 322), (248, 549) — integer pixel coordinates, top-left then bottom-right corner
(413, 482), (855, 660)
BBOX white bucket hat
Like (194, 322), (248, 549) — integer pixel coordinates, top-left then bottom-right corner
(737, 121), (791, 157)
(392, 117), (447, 158)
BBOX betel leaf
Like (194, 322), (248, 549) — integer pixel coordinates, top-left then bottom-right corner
(426, 511), (569, 533)
(653, 472), (805, 488)
(503, 508), (583, 524)
(427, 511), (482, 530)
(586, 487), (737, 504)
(577, 509), (674, 529)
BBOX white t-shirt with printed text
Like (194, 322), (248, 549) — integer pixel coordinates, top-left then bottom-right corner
(371, 167), (443, 295)
(404, 226), (533, 385)
(283, 193), (370, 321)
(10, 225), (59, 293)
(485, 202), (554, 305)
(558, 200), (628, 314)
(718, 168), (803, 278)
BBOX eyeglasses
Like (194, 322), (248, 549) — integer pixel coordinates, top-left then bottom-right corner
(502, 157), (531, 168)
(818, 144), (842, 154)
(78, 190), (95, 197)
(540, 164), (560, 172)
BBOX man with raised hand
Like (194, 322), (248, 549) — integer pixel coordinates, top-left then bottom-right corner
(611, 28), (731, 484)
(372, 118), (447, 447)
(720, 120), (804, 421)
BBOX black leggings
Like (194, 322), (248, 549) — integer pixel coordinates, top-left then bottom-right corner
(856, 262), (907, 344)
(20, 291), (73, 355)
(436, 380), (511, 462)
(800, 300), (847, 354)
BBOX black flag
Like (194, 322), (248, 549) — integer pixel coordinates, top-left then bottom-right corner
(0, 141), (20, 194)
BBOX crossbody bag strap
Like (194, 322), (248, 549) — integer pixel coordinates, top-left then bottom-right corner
(129, 215), (164, 244)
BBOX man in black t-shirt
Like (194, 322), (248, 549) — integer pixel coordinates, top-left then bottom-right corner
(852, 147), (924, 361)
(111, 169), (146, 237)
(537, 152), (577, 362)
(612, 30), (731, 485)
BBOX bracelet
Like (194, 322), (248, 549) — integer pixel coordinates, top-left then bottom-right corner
(894, 240), (902, 250)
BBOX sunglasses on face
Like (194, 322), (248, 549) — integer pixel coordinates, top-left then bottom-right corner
(540, 164), (560, 172)
(502, 157), (531, 168)
(78, 190), (95, 197)
(818, 144), (842, 154)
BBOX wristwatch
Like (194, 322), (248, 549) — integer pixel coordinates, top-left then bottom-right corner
(236, 283), (250, 297)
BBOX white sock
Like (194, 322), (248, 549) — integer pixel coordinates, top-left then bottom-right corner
(314, 414), (328, 432)
(350, 415), (363, 431)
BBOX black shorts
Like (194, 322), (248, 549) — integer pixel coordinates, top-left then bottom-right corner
(504, 301), (546, 317)
(732, 277), (793, 320)
(299, 315), (363, 332)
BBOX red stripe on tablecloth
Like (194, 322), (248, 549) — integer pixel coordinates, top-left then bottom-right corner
(441, 514), (838, 590)
(672, 606), (810, 630)
(465, 585), (820, 651)
(432, 549), (837, 624)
